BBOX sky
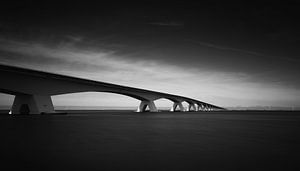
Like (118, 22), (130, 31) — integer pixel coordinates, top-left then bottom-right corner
(0, 1), (300, 108)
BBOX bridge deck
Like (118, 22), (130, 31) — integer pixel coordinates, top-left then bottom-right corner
(0, 64), (224, 114)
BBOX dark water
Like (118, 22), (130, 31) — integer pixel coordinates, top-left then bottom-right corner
(1, 111), (300, 171)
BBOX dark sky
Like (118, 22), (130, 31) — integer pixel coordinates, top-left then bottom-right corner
(0, 1), (300, 107)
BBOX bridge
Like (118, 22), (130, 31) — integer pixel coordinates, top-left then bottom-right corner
(0, 64), (225, 114)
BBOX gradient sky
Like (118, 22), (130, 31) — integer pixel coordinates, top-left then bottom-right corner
(0, 1), (300, 108)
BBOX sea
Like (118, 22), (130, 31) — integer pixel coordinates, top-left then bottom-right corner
(0, 110), (300, 171)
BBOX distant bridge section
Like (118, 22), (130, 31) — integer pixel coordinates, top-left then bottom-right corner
(0, 64), (225, 114)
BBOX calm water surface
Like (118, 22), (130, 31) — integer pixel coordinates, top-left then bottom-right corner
(1, 111), (300, 170)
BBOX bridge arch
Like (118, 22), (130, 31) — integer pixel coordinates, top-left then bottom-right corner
(52, 91), (141, 110)
(179, 100), (197, 111)
(97, 90), (149, 101)
(179, 101), (188, 111)
(153, 97), (176, 111)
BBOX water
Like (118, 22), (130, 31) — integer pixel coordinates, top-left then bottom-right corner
(1, 111), (300, 170)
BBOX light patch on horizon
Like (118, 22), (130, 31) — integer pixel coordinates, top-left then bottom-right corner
(0, 38), (299, 107)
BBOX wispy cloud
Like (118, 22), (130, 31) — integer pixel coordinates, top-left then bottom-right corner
(186, 39), (300, 63)
(0, 46), (110, 74)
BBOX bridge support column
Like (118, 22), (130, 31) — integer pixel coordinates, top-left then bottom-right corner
(187, 103), (197, 112)
(197, 104), (202, 111)
(207, 105), (212, 111)
(205, 105), (210, 111)
(195, 104), (199, 111)
(170, 102), (185, 112)
(10, 94), (55, 114)
(202, 105), (205, 111)
(136, 100), (158, 112)
(199, 104), (206, 111)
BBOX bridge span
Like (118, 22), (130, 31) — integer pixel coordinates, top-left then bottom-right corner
(0, 64), (224, 114)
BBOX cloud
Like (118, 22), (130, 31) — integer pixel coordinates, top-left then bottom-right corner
(0, 38), (116, 73)
(185, 39), (300, 63)
(64, 35), (84, 42)
(0, 38), (199, 86)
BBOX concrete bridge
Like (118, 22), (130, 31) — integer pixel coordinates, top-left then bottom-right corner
(0, 64), (225, 114)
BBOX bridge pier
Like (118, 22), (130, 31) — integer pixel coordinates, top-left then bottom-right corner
(194, 104), (199, 111)
(205, 104), (210, 111)
(199, 104), (205, 111)
(136, 100), (158, 112)
(197, 104), (202, 111)
(187, 103), (197, 112)
(208, 106), (212, 111)
(10, 94), (54, 114)
(170, 102), (185, 112)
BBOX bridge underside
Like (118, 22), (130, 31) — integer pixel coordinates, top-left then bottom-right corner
(10, 94), (222, 114)
(0, 64), (225, 114)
